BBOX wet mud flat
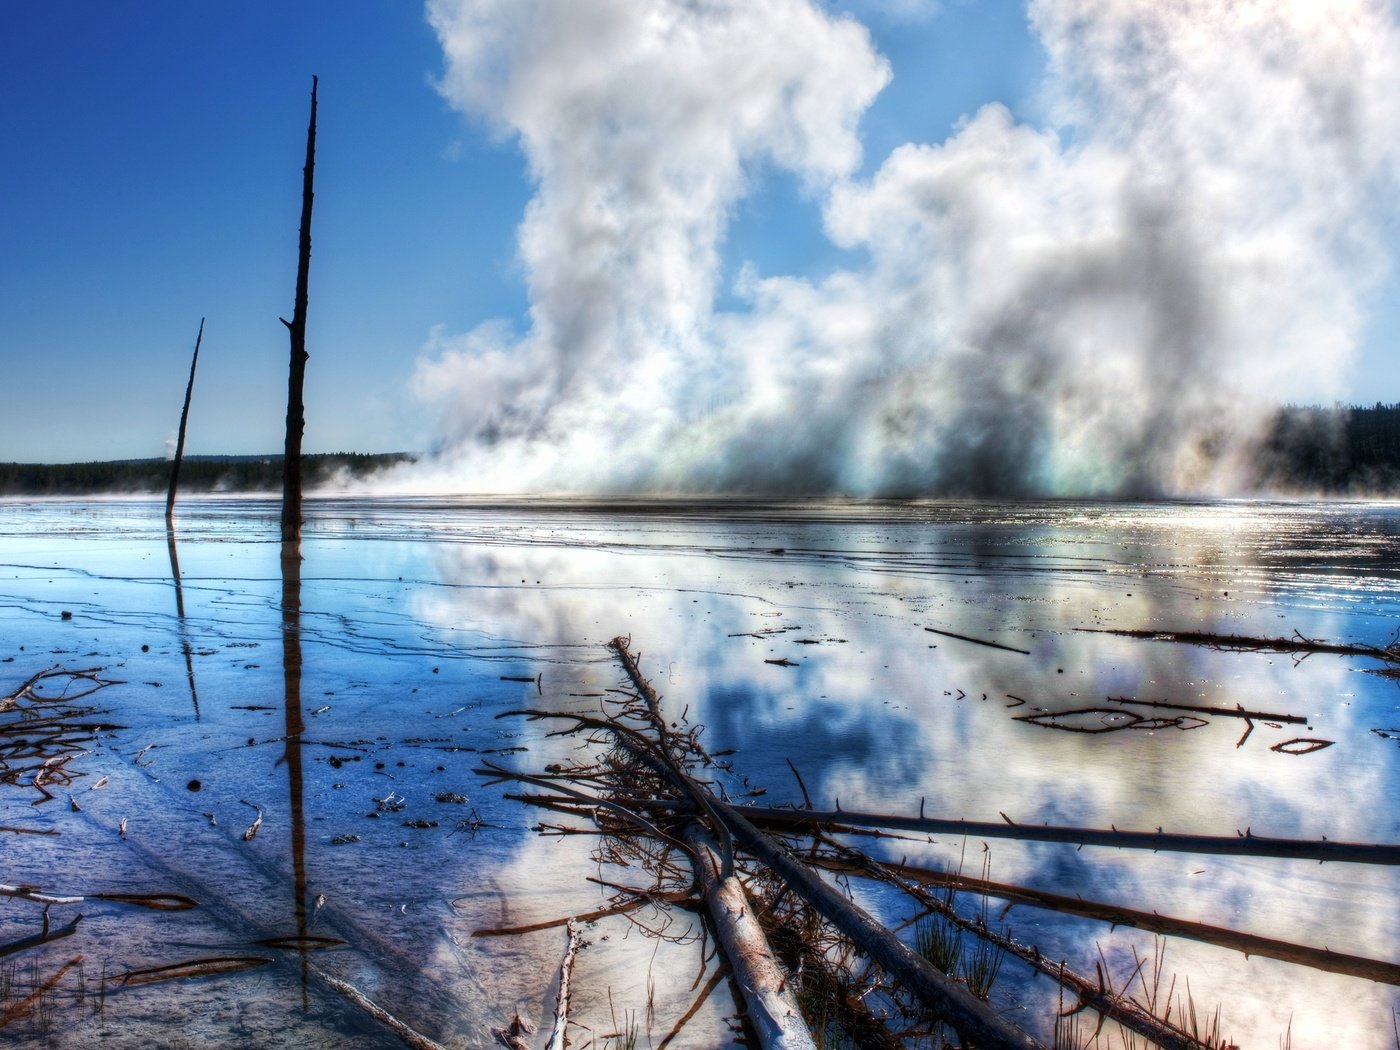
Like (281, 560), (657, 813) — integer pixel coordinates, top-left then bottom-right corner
(0, 495), (1399, 1047)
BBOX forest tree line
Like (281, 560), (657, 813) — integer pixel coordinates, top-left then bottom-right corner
(4, 403), (1400, 497)
(1253, 402), (1400, 493)
(0, 453), (412, 496)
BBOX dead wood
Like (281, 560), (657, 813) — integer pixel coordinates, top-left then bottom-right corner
(728, 804), (1400, 865)
(868, 862), (1218, 1050)
(472, 891), (692, 938)
(657, 965), (727, 1049)
(711, 799), (1046, 1049)
(0, 954), (82, 1030)
(822, 855), (1400, 988)
(0, 883), (84, 906)
(607, 637), (736, 876)
(115, 955), (271, 986)
(0, 914), (83, 960)
(1271, 738), (1334, 755)
(685, 826), (816, 1050)
(1079, 626), (1400, 664)
(925, 627), (1031, 655)
(166, 316), (204, 521)
(317, 969), (452, 1050)
(280, 76), (317, 544)
(1108, 696), (1307, 725)
(545, 920), (580, 1050)
(253, 934), (344, 951)
(0, 883), (196, 912)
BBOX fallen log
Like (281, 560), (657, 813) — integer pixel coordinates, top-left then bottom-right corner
(545, 921), (580, 1050)
(817, 857), (1400, 987)
(873, 865), (1216, 1050)
(608, 636), (735, 876)
(711, 800), (1046, 1049)
(729, 805), (1400, 865)
(685, 827), (815, 1050)
(1078, 627), (1400, 664)
(0, 914), (83, 960)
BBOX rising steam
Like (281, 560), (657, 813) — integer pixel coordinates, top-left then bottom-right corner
(406, 0), (1400, 496)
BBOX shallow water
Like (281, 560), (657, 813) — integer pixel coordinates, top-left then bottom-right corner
(0, 495), (1397, 1047)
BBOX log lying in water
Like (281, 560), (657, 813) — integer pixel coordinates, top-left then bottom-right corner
(814, 856), (1400, 987)
(611, 638), (1046, 1050)
(544, 920), (580, 1050)
(685, 827), (815, 1050)
(728, 805), (1400, 865)
(861, 860), (1216, 1050)
(492, 639), (1053, 1048)
(712, 799), (1047, 1050)
(492, 636), (1365, 1047)
(1078, 627), (1400, 664)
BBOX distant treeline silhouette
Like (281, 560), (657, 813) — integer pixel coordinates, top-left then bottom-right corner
(0, 453), (412, 497)
(4, 406), (1400, 497)
(1255, 402), (1400, 493)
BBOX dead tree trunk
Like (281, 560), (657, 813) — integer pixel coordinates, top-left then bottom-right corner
(165, 317), (204, 522)
(684, 826), (816, 1050)
(712, 800), (1047, 1050)
(280, 76), (318, 544)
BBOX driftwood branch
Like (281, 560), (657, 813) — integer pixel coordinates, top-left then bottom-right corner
(711, 800), (1045, 1049)
(0, 913), (83, 960)
(872, 864), (1216, 1050)
(1079, 627), (1400, 664)
(608, 636), (737, 878)
(728, 804), (1400, 865)
(924, 627), (1031, 655)
(316, 969), (450, 1050)
(820, 855), (1400, 987)
(545, 920), (580, 1050)
(0, 955), (82, 1030)
(1108, 696), (1307, 725)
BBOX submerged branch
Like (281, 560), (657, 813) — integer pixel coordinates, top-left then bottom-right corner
(0, 955), (82, 1030)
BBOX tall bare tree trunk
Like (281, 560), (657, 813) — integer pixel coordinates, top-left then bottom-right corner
(280, 76), (318, 544)
(165, 317), (204, 522)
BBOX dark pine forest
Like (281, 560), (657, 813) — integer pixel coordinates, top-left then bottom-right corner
(0, 453), (412, 496)
(1255, 402), (1400, 493)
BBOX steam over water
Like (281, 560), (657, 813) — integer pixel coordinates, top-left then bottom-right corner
(402, 1), (1400, 497)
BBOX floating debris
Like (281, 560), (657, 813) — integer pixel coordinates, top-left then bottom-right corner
(924, 626), (1031, 655)
(1270, 738), (1335, 756)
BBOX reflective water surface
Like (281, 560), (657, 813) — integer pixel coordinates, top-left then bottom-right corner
(1, 496), (1397, 1047)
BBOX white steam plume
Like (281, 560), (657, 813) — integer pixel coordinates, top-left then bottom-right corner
(409, 0), (1400, 496)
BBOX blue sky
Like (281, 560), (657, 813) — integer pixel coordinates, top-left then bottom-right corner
(3, 1), (1399, 471)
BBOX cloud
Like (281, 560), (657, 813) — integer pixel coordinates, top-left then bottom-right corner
(407, 0), (1400, 496)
